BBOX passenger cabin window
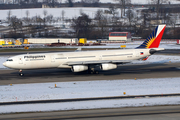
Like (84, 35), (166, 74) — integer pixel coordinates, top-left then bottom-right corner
(6, 59), (13, 61)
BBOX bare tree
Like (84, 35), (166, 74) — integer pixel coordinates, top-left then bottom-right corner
(7, 10), (12, 24)
(71, 13), (92, 38)
(25, 10), (30, 25)
(36, 15), (43, 36)
(109, 5), (118, 23)
(169, 13), (178, 36)
(79, 9), (84, 15)
(43, 0), (48, 3)
(66, 0), (74, 7)
(94, 9), (108, 38)
(46, 14), (54, 24)
(61, 10), (65, 26)
(31, 0), (38, 4)
(24, 0), (30, 4)
(114, 0), (131, 18)
(126, 9), (135, 26)
(9, 16), (22, 34)
(43, 10), (48, 17)
(58, 0), (62, 3)
(151, 0), (169, 19)
(43, 10), (48, 26)
(26, 10), (29, 18)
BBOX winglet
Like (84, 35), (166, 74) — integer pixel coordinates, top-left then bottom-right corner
(137, 25), (166, 48)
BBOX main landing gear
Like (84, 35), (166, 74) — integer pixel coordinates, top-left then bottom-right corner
(88, 67), (99, 74)
(19, 69), (24, 76)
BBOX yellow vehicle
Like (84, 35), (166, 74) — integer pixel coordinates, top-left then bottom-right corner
(15, 40), (22, 45)
(23, 39), (29, 44)
(79, 38), (87, 44)
(24, 46), (29, 49)
(0, 40), (5, 45)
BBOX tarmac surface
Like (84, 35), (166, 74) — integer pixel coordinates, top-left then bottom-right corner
(0, 106), (180, 120)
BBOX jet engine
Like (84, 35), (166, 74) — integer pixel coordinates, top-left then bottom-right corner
(100, 63), (117, 70)
(71, 65), (88, 72)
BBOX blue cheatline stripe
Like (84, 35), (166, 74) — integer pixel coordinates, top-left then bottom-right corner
(152, 30), (155, 38)
(150, 34), (152, 39)
(154, 26), (158, 37)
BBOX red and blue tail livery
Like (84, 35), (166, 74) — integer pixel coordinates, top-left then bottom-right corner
(137, 25), (166, 48)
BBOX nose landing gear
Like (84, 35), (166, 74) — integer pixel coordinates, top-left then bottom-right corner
(19, 69), (24, 76)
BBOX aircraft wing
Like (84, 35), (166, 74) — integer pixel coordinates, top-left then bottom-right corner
(64, 60), (132, 66)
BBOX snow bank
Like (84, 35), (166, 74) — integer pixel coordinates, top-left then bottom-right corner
(1, 97), (180, 113)
(1, 78), (180, 102)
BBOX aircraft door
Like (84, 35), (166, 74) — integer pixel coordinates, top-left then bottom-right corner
(99, 55), (102, 60)
(135, 51), (140, 57)
(19, 57), (23, 64)
(51, 55), (55, 62)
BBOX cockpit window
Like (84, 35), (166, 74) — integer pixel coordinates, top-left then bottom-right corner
(6, 59), (13, 61)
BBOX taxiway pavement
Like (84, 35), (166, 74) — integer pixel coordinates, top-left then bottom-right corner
(0, 105), (180, 120)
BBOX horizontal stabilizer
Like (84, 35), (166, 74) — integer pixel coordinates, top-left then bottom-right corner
(151, 48), (165, 51)
(149, 48), (164, 55)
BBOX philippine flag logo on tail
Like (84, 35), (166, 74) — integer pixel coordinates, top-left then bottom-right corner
(137, 25), (166, 48)
(140, 52), (144, 55)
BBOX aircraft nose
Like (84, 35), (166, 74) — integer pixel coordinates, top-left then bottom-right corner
(3, 62), (7, 66)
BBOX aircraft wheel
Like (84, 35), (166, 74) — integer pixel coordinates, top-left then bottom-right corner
(91, 70), (99, 74)
(88, 67), (99, 74)
(19, 73), (24, 76)
(19, 69), (24, 76)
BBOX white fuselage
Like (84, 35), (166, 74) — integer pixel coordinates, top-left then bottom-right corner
(3, 49), (152, 70)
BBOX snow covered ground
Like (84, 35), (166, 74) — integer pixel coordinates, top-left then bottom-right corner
(0, 8), (110, 20)
(0, 78), (180, 113)
(1, 96), (180, 113)
(1, 78), (180, 102)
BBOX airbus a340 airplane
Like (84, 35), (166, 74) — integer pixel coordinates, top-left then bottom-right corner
(3, 25), (166, 76)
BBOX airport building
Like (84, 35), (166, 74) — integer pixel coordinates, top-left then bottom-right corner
(24, 38), (78, 44)
(109, 32), (132, 42)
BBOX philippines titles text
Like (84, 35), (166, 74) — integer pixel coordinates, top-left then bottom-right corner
(24, 55), (46, 59)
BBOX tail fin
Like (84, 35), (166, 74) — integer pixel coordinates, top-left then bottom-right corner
(136, 25), (166, 48)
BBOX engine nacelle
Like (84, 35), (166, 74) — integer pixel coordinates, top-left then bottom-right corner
(71, 65), (88, 72)
(100, 63), (117, 70)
